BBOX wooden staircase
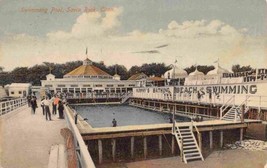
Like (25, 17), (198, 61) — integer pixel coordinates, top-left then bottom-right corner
(173, 123), (204, 163)
(221, 106), (241, 121)
(221, 96), (250, 122)
(121, 92), (133, 104)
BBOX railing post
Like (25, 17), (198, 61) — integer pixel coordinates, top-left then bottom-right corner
(234, 107), (237, 122)
(241, 104), (245, 123)
(172, 108), (175, 134)
(220, 108), (222, 120)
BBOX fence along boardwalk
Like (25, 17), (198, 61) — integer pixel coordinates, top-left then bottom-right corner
(0, 103), (67, 168)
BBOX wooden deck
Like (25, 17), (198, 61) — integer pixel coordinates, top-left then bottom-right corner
(0, 104), (67, 168)
(76, 113), (261, 140)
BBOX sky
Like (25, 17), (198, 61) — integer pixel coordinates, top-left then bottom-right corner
(0, 0), (266, 71)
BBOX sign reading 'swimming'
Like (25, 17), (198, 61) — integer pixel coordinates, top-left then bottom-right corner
(174, 84), (257, 95)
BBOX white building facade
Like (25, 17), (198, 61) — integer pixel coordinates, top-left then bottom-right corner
(6, 83), (32, 97)
(41, 58), (136, 95)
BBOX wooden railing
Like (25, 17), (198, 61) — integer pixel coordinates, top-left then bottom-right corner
(173, 121), (183, 161)
(0, 98), (27, 116)
(192, 121), (200, 135)
(65, 106), (96, 168)
(220, 95), (235, 119)
(67, 93), (126, 99)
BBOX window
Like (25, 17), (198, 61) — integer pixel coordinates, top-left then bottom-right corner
(129, 84), (135, 87)
(118, 85), (124, 87)
(81, 88), (86, 92)
(75, 88), (80, 93)
(11, 91), (14, 94)
(45, 85), (53, 87)
(71, 85), (78, 87)
(107, 84), (114, 87)
(18, 91), (22, 94)
(95, 84), (102, 87)
(69, 88), (74, 93)
(58, 85), (66, 87)
(83, 85), (91, 87)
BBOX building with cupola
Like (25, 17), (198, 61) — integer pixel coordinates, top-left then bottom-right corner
(164, 65), (188, 85)
(184, 62), (236, 85)
(41, 58), (136, 95)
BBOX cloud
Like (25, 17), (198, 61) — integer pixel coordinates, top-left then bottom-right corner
(132, 50), (160, 54)
(47, 7), (123, 40)
(159, 20), (242, 38)
(155, 44), (169, 48)
(1, 9), (266, 72)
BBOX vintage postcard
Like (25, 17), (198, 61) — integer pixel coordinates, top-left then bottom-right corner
(0, 1), (267, 168)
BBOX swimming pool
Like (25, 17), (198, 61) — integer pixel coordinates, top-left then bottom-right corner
(73, 105), (190, 128)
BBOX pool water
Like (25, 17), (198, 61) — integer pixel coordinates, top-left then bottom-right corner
(74, 105), (190, 128)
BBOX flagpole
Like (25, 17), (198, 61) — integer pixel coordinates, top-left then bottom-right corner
(86, 47), (88, 58)
(255, 68), (258, 82)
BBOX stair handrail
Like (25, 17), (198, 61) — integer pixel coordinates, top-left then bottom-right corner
(175, 122), (185, 162)
(176, 123), (183, 143)
(173, 122), (183, 151)
(220, 95), (235, 119)
(192, 122), (204, 160)
(192, 121), (200, 135)
(121, 92), (133, 103)
(235, 96), (251, 120)
(180, 137), (184, 162)
(172, 121), (176, 135)
(191, 121), (204, 161)
(221, 105), (235, 119)
(236, 96), (250, 112)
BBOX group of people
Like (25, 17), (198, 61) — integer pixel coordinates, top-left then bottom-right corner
(27, 94), (65, 121)
(40, 95), (65, 121)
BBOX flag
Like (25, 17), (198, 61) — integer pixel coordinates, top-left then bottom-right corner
(86, 47), (88, 55)
(174, 59), (177, 63)
(214, 58), (219, 63)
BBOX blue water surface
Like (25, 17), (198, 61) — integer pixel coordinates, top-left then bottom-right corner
(74, 105), (190, 128)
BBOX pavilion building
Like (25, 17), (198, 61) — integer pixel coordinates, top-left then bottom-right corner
(41, 58), (136, 95)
